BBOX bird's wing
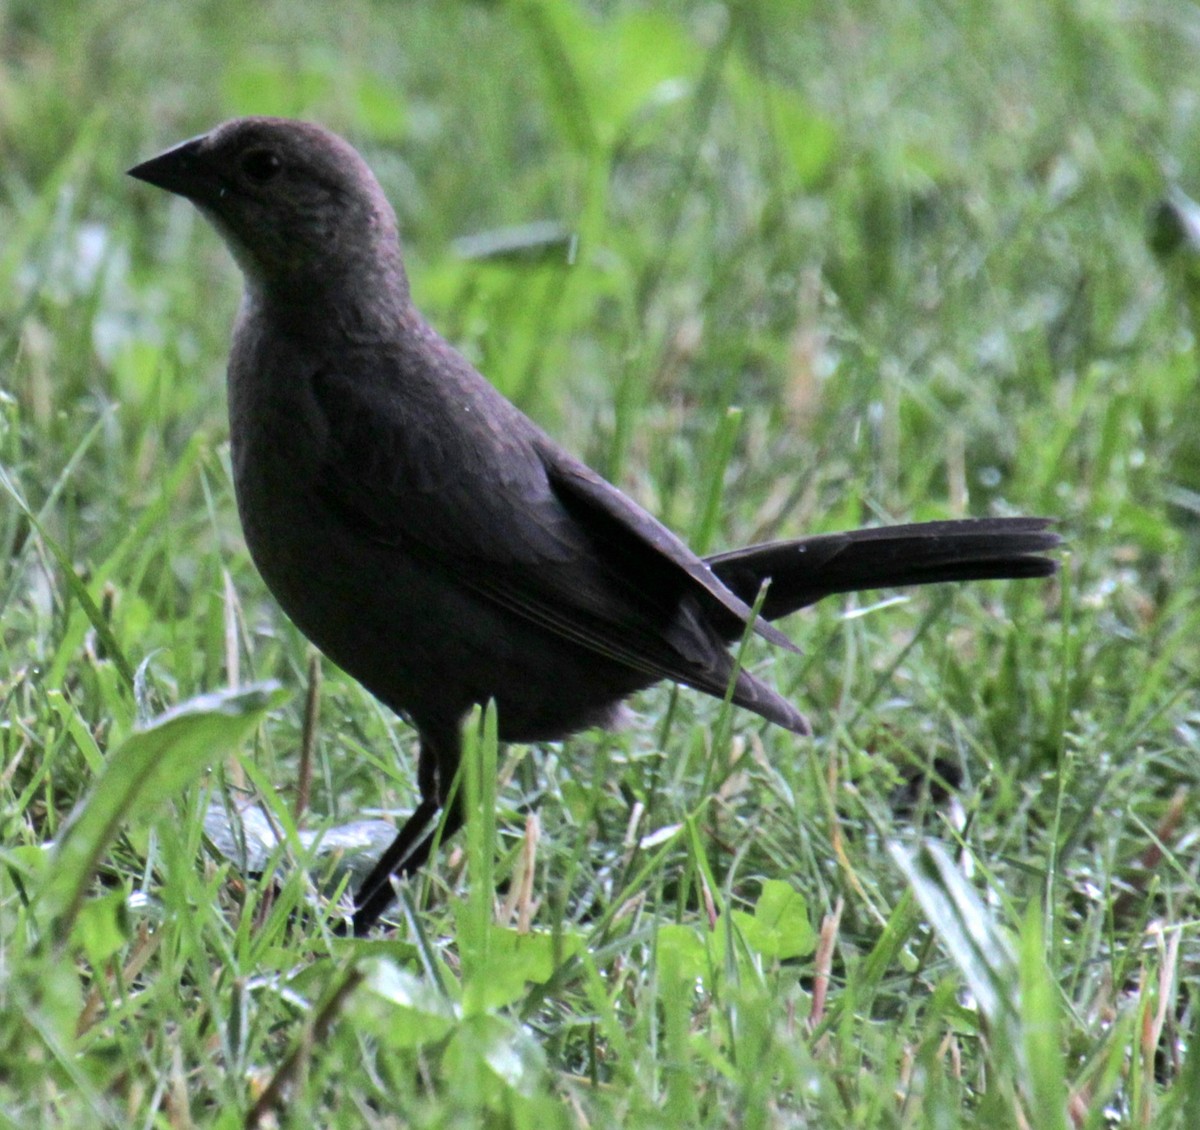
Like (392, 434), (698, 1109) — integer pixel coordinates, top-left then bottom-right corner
(536, 448), (799, 653)
(305, 350), (804, 728)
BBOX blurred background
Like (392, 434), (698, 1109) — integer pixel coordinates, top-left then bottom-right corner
(11, 0), (1198, 534)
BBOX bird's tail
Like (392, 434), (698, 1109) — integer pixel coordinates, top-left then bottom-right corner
(705, 517), (1059, 623)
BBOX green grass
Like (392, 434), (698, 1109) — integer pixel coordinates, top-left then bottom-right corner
(3, 0), (1200, 1125)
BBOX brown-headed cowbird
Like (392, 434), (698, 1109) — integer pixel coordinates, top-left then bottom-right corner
(129, 118), (1059, 934)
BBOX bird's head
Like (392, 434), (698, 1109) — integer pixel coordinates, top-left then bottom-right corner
(129, 117), (409, 309)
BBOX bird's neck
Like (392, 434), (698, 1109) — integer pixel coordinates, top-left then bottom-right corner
(243, 254), (415, 343)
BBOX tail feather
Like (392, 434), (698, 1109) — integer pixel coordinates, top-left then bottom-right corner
(705, 518), (1059, 623)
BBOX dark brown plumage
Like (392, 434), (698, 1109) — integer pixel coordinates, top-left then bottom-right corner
(129, 118), (1059, 933)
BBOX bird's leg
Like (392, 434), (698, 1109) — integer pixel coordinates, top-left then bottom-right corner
(351, 721), (463, 934)
(351, 798), (438, 934)
(402, 788), (465, 879)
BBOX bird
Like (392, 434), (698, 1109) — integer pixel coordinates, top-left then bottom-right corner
(128, 118), (1059, 934)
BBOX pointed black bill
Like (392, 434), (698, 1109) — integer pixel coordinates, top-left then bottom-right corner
(127, 135), (213, 200)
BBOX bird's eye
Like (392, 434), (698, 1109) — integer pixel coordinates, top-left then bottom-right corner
(240, 149), (282, 183)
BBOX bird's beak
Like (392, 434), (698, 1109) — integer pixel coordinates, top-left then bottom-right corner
(127, 134), (215, 200)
